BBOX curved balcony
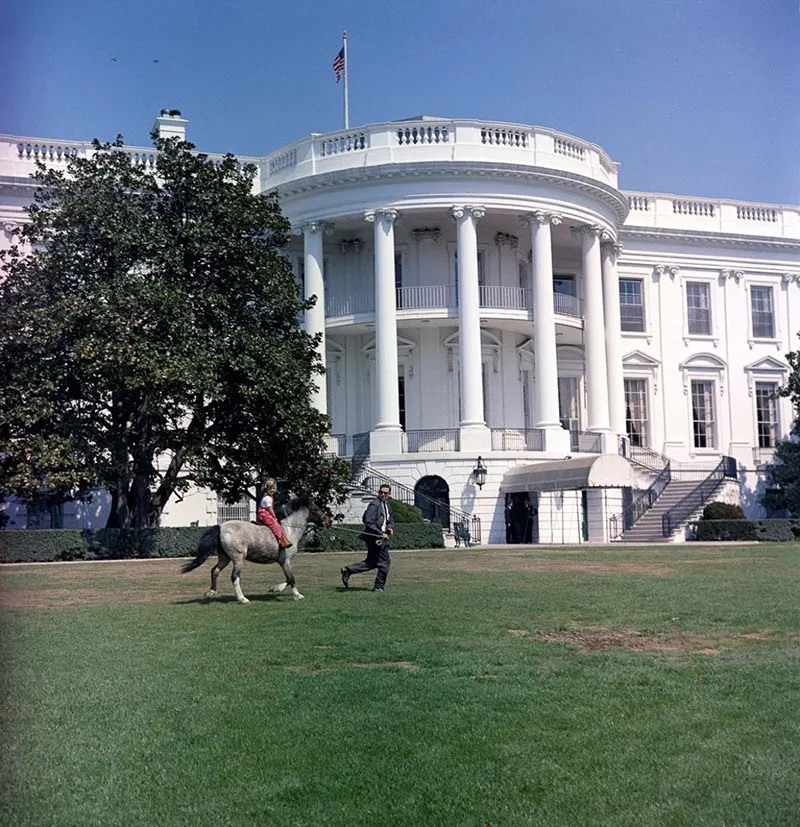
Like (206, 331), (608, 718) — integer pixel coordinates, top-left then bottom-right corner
(324, 285), (583, 321)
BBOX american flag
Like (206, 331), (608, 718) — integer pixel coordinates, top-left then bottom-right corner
(333, 48), (345, 82)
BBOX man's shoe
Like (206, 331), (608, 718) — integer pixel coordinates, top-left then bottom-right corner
(340, 567), (350, 589)
(372, 587), (384, 593)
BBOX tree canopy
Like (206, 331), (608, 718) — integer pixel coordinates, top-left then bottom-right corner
(0, 134), (348, 528)
(762, 336), (800, 516)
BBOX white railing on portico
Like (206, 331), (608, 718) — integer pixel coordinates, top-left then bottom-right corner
(404, 429), (460, 452)
(324, 286), (585, 319)
(396, 285), (454, 309)
(478, 285), (529, 311)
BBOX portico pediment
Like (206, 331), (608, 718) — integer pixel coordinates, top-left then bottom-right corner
(744, 355), (787, 374)
(623, 349), (660, 369)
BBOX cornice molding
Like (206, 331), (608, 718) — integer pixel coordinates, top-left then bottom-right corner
(621, 225), (800, 252)
(275, 161), (631, 224)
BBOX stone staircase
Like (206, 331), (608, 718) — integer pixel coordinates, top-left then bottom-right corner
(620, 478), (722, 543)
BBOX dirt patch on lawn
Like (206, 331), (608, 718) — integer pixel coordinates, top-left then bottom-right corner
(509, 625), (793, 655)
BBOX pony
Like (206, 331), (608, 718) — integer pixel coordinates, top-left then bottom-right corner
(181, 494), (330, 604)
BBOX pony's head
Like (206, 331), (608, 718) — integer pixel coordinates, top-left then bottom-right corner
(288, 493), (332, 527)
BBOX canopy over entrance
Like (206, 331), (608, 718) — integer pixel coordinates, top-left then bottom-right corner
(500, 454), (635, 493)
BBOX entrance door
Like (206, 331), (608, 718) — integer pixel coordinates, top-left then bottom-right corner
(505, 492), (538, 543)
(415, 476), (451, 529)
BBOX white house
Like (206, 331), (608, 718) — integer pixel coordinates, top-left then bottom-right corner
(1, 111), (798, 542)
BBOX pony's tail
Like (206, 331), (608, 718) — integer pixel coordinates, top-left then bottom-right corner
(181, 526), (221, 573)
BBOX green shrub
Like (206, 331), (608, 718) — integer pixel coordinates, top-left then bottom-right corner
(693, 519), (800, 542)
(300, 522), (444, 552)
(0, 527), (208, 564)
(387, 498), (424, 523)
(702, 502), (745, 520)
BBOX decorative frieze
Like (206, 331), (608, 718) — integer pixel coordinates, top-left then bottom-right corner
(339, 238), (362, 254)
(411, 227), (441, 243)
(494, 232), (518, 249)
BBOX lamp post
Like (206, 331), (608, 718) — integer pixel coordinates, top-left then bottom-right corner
(472, 456), (487, 489)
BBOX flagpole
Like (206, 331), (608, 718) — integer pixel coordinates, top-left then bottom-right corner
(342, 29), (349, 130)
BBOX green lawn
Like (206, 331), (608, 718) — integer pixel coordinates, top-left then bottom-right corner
(1, 544), (798, 826)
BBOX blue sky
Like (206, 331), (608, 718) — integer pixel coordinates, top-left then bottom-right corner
(3, 0), (798, 204)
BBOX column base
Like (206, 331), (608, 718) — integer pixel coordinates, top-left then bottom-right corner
(541, 427), (571, 454)
(459, 424), (491, 454)
(369, 428), (404, 456)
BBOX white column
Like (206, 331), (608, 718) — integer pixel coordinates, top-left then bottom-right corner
(521, 212), (571, 454)
(602, 240), (626, 437)
(365, 209), (403, 454)
(576, 225), (612, 441)
(452, 205), (491, 453)
(302, 221), (331, 415)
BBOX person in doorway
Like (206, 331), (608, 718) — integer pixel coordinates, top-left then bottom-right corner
(341, 484), (395, 592)
(257, 478), (292, 549)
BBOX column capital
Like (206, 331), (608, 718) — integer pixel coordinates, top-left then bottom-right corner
(570, 224), (609, 241)
(653, 263), (680, 280)
(365, 208), (400, 225)
(296, 220), (335, 236)
(519, 211), (562, 228)
(719, 268), (743, 285)
(450, 204), (486, 221)
(781, 272), (800, 286)
(601, 239), (623, 257)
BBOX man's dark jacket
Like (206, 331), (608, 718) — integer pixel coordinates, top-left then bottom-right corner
(361, 498), (395, 542)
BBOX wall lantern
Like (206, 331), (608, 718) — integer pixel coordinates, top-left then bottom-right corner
(472, 456), (488, 490)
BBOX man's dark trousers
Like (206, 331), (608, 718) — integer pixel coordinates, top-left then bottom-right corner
(348, 538), (391, 589)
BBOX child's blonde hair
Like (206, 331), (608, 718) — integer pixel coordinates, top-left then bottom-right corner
(264, 477), (277, 492)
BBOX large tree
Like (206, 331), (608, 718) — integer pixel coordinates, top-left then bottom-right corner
(762, 336), (800, 515)
(0, 134), (348, 528)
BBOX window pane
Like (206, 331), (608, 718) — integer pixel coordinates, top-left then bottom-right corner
(751, 286), (775, 338)
(691, 380), (716, 448)
(619, 279), (644, 332)
(624, 378), (649, 446)
(755, 382), (779, 448)
(687, 282), (711, 335)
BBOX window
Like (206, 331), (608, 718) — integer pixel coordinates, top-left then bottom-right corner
(296, 256), (305, 297)
(619, 279), (645, 332)
(553, 275), (576, 296)
(624, 379), (649, 447)
(522, 370), (531, 429)
(686, 282), (711, 335)
(453, 250), (486, 292)
(518, 260), (528, 290)
(558, 377), (580, 431)
(755, 382), (779, 448)
(691, 380), (716, 448)
(751, 286), (775, 339)
(398, 371), (406, 430)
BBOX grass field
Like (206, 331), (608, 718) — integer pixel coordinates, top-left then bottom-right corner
(1, 544), (798, 826)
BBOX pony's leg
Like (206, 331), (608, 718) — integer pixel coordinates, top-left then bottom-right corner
(275, 560), (304, 601)
(230, 554), (249, 605)
(205, 555), (229, 598)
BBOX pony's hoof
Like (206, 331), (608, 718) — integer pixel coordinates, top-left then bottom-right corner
(293, 592), (305, 601)
(237, 597), (250, 605)
(204, 590), (217, 598)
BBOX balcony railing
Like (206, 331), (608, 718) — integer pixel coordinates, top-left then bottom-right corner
(325, 285), (583, 319)
(491, 429), (546, 451)
(404, 429), (460, 452)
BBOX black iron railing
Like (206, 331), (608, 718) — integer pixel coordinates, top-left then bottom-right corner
(623, 461), (672, 530)
(661, 456), (737, 537)
(355, 464), (481, 545)
(618, 436), (670, 473)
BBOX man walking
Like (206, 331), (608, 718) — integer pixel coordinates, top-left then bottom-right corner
(341, 484), (395, 592)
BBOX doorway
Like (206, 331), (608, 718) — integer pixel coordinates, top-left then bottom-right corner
(504, 491), (538, 543)
(415, 475), (451, 529)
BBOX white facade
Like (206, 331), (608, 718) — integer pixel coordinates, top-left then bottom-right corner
(1, 113), (798, 541)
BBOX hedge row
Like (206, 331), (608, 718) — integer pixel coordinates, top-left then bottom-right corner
(299, 522), (445, 552)
(0, 527), (209, 564)
(693, 519), (800, 542)
(0, 522), (446, 564)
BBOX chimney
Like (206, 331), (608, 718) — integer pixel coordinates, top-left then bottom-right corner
(152, 109), (188, 141)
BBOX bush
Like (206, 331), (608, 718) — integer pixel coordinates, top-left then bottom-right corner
(0, 527), (208, 564)
(387, 498), (424, 523)
(702, 502), (745, 520)
(693, 519), (800, 542)
(300, 522), (444, 552)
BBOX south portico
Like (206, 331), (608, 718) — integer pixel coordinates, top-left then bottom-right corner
(297, 201), (625, 459)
